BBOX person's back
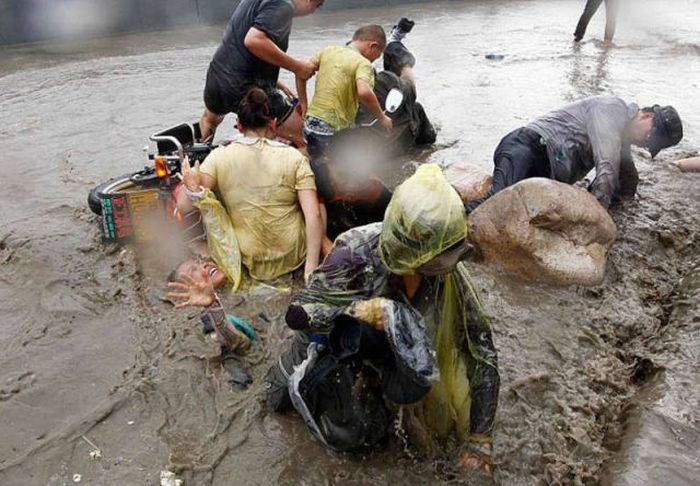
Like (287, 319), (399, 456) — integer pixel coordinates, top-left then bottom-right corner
(211, 0), (294, 80)
(527, 96), (633, 184)
(200, 139), (316, 280)
(306, 46), (375, 130)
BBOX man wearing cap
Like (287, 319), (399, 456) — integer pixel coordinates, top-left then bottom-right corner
(466, 96), (683, 212)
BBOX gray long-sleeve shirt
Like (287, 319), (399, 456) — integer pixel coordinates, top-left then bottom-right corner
(528, 96), (638, 206)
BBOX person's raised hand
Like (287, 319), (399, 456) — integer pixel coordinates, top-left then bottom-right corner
(181, 155), (202, 192)
(167, 267), (216, 309)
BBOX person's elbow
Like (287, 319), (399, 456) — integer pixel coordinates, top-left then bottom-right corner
(243, 28), (266, 52)
(356, 80), (373, 101)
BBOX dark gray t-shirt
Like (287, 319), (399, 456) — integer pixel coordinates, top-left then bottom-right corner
(210, 0), (294, 83)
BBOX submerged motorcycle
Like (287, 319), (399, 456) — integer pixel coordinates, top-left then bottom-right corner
(87, 121), (212, 242)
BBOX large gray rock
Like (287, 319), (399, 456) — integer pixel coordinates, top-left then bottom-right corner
(442, 161), (492, 204)
(467, 178), (617, 286)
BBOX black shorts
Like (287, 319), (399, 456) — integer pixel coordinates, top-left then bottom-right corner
(203, 65), (295, 123)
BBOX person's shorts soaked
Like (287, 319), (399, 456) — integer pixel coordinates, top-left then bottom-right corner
(203, 66), (295, 123)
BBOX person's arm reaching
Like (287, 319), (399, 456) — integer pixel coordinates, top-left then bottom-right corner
(295, 76), (308, 119)
(616, 144), (639, 200)
(586, 104), (629, 207)
(176, 156), (216, 213)
(297, 188), (323, 280)
(167, 269), (252, 354)
(244, 28), (316, 80)
(357, 79), (393, 132)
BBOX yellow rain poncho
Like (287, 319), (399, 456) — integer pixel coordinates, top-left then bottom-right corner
(194, 188), (242, 292)
(379, 163), (468, 273)
(293, 164), (499, 453)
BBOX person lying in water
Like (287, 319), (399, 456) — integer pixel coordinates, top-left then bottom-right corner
(466, 96), (683, 213)
(177, 87), (324, 282)
(356, 17), (436, 155)
(169, 258), (228, 289)
(265, 164), (500, 475)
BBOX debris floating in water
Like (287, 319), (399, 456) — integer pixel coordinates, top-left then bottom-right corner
(72, 474), (82, 483)
(160, 470), (183, 486)
(485, 53), (505, 60)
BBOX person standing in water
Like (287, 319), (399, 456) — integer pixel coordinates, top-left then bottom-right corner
(199, 0), (325, 145)
(573, 0), (619, 42)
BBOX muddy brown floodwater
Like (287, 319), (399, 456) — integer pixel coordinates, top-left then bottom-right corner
(1, 0), (699, 484)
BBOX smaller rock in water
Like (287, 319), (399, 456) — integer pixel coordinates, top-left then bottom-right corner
(442, 161), (493, 204)
(468, 178), (617, 286)
(485, 53), (505, 61)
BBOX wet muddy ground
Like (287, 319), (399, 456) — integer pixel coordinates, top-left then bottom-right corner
(1, 0), (699, 484)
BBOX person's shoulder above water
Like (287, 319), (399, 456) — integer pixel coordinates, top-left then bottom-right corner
(319, 45), (372, 65)
(251, 0), (295, 42)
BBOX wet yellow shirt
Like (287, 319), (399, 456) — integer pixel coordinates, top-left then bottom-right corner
(200, 138), (316, 280)
(307, 45), (375, 130)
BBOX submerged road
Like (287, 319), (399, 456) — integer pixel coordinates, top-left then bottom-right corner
(1, 1), (698, 484)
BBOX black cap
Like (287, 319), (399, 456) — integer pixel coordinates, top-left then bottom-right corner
(646, 105), (683, 158)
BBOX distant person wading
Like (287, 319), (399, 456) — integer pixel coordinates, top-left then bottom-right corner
(574, 0), (619, 42)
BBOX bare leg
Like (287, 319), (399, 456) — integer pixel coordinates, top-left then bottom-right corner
(604, 0), (618, 42)
(199, 108), (225, 142)
(277, 109), (307, 153)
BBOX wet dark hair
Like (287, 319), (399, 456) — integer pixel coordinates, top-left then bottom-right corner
(352, 25), (386, 48)
(641, 106), (656, 114)
(238, 87), (273, 129)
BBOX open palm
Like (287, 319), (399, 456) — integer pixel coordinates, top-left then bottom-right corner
(167, 268), (216, 309)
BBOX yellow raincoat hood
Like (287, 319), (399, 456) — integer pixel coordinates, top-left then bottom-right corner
(379, 164), (467, 275)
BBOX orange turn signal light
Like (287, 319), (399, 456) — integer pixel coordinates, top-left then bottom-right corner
(154, 156), (169, 178)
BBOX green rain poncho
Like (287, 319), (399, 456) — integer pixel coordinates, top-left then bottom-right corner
(291, 164), (499, 452)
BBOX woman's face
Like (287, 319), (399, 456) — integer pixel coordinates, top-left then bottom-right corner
(176, 259), (227, 288)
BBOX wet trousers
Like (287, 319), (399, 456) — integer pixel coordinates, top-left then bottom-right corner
(574, 0), (618, 41)
(465, 127), (550, 213)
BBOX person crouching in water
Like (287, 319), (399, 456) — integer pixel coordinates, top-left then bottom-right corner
(176, 87), (324, 282)
(466, 96), (683, 213)
(265, 164), (500, 475)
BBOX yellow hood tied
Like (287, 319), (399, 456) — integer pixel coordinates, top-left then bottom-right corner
(379, 164), (467, 275)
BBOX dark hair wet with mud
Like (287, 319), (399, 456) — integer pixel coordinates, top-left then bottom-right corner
(238, 87), (273, 128)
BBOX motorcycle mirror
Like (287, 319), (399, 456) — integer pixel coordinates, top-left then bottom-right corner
(385, 88), (404, 114)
